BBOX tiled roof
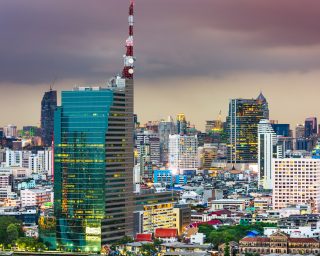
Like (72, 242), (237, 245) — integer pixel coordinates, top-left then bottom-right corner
(189, 219), (222, 228)
(208, 209), (231, 216)
(289, 237), (319, 243)
(240, 237), (270, 242)
(155, 228), (178, 238)
(136, 233), (153, 242)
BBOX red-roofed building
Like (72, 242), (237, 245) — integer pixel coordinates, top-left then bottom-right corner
(208, 209), (231, 218)
(154, 228), (178, 242)
(239, 231), (320, 255)
(135, 233), (153, 242)
(188, 219), (222, 229)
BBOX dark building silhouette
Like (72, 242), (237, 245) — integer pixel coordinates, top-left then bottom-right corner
(40, 89), (57, 147)
(305, 117), (317, 138)
(271, 124), (290, 137)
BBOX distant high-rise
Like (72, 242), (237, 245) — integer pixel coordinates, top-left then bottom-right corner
(305, 117), (317, 138)
(295, 124), (305, 139)
(226, 95), (267, 163)
(3, 124), (18, 138)
(256, 92), (269, 119)
(271, 123), (290, 137)
(54, 0), (135, 252)
(169, 134), (198, 172)
(159, 117), (176, 163)
(176, 113), (187, 135)
(40, 89), (57, 146)
(258, 120), (277, 190)
(295, 124), (307, 150)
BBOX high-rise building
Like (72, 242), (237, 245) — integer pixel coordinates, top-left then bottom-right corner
(256, 92), (269, 119)
(226, 95), (267, 163)
(198, 144), (217, 170)
(54, 0), (135, 251)
(273, 158), (320, 212)
(159, 117), (175, 164)
(176, 113), (187, 135)
(295, 124), (307, 150)
(136, 131), (160, 166)
(168, 135), (198, 172)
(3, 125), (17, 138)
(305, 117), (317, 138)
(271, 124), (290, 137)
(54, 84), (134, 251)
(296, 124), (305, 139)
(40, 89), (57, 147)
(258, 120), (277, 190)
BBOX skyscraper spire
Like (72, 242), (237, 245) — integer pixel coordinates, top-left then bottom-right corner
(122, 0), (135, 79)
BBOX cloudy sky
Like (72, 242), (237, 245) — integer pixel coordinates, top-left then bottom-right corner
(1, 0), (320, 130)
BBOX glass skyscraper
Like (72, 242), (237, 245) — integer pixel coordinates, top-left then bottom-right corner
(41, 89), (57, 147)
(227, 96), (267, 163)
(54, 80), (134, 252)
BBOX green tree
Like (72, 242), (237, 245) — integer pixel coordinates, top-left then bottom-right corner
(6, 224), (19, 245)
(0, 216), (23, 244)
(139, 243), (157, 256)
(200, 222), (276, 248)
(224, 241), (230, 256)
(16, 237), (38, 251)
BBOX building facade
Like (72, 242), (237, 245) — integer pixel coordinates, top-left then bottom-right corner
(54, 83), (134, 252)
(272, 158), (320, 212)
(258, 119), (277, 189)
(41, 89), (57, 147)
(168, 135), (198, 172)
(239, 231), (320, 255)
(226, 95), (266, 163)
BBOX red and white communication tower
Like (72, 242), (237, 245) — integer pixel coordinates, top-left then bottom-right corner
(122, 0), (135, 79)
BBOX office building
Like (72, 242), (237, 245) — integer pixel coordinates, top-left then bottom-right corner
(139, 202), (176, 234)
(40, 89), (57, 147)
(159, 117), (175, 164)
(258, 120), (277, 189)
(198, 144), (217, 170)
(54, 82), (134, 251)
(176, 113), (187, 135)
(226, 95), (266, 163)
(136, 131), (160, 166)
(54, 0), (135, 250)
(168, 135), (198, 172)
(271, 123), (290, 137)
(257, 92), (269, 119)
(28, 149), (52, 175)
(296, 124), (305, 139)
(173, 204), (191, 235)
(305, 117), (317, 138)
(272, 158), (320, 212)
(3, 125), (17, 138)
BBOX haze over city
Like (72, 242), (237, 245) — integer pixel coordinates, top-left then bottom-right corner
(1, 0), (320, 129)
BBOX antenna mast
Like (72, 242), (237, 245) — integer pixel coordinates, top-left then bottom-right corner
(122, 0), (135, 79)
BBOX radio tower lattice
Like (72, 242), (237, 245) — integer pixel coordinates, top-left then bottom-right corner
(122, 0), (135, 79)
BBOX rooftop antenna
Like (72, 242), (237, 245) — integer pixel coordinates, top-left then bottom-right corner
(122, 0), (135, 79)
(50, 77), (57, 91)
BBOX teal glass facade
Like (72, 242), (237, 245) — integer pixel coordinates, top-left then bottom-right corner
(54, 88), (114, 252)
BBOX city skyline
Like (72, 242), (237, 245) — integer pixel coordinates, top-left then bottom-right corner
(1, 0), (320, 129)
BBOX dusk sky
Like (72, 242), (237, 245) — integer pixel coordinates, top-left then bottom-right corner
(1, 0), (320, 130)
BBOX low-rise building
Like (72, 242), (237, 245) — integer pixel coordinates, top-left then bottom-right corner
(239, 231), (320, 255)
(211, 199), (246, 211)
(20, 188), (52, 207)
